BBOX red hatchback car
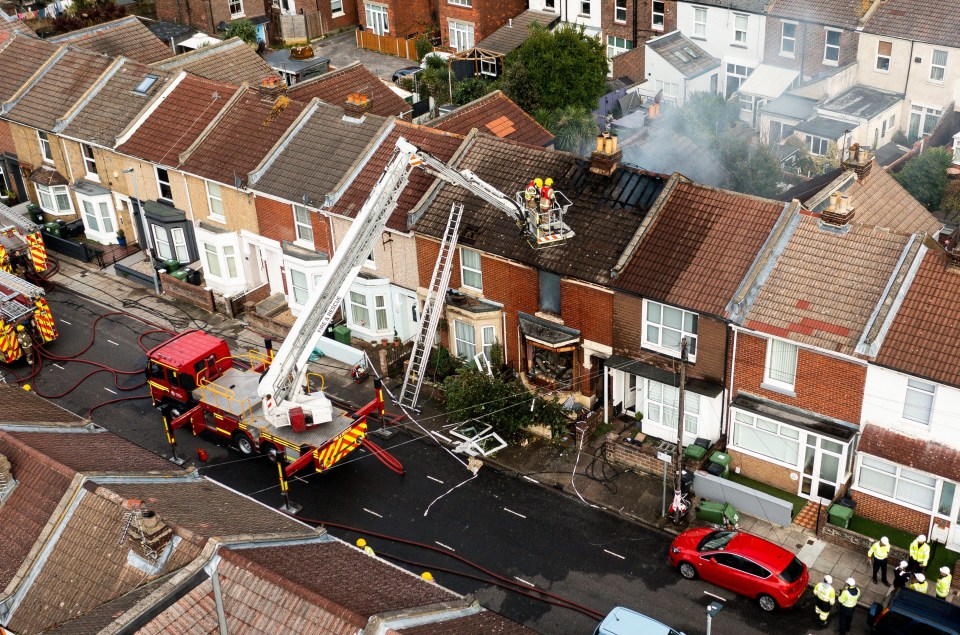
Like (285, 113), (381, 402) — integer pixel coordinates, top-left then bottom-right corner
(668, 528), (808, 611)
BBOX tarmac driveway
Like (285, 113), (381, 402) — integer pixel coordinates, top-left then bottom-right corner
(312, 30), (419, 80)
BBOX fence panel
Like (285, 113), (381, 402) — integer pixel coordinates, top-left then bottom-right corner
(304, 12), (323, 41)
(693, 472), (794, 527)
(356, 30), (417, 61)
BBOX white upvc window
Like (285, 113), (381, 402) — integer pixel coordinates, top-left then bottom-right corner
(909, 103), (942, 139)
(171, 227), (189, 262)
(876, 40), (892, 72)
(206, 181), (224, 221)
(823, 28), (841, 64)
(655, 80), (680, 100)
(764, 338), (798, 391)
(449, 20), (474, 52)
(228, 0), (243, 16)
(79, 196), (115, 239)
(365, 3), (389, 35)
(642, 299), (698, 361)
(902, 378), (935, 425)
(291, 269), (310, 305)
(731, 410), (801, 467)
(482, 325), (496, 359)
(930, 49), (947, 83)
(580, 0), (590, 16)
(156, 226), (173, 260)
(448, 0), (472, 6)
(460, 247), (482, 290)
(607, 36), (632, 62)
(155, 166), (173, 201)
(350, 291), (369, 327)
(293, 204), (313, 246)
(780, 21), (796, 56)
(331, 0), (343, 13)
(36, 184), (72, 215)
(806, 134), (829, 155)
(81, 143), (98, 179)
(857, 455), (938, 513)
(37, 130), (53, 162)
(652, 0), (665, 29)
(693, 7), (707, 38)
(480, 58), (497, 76)
(646, 380), (699, 435)
(615, 0), (627, 23)
(732, 13), (748, 44)
(454, 319), (476, 358)
(374, 294), (388, 331)
(203, 242), (238, 279)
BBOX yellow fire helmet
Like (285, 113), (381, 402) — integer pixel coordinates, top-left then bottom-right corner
(534, 178), (543, 188)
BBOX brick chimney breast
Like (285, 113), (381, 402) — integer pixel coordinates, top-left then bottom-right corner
(344, 92), (371, 120)
(841, 142), (874, 184)
(258, 75), (286, 101)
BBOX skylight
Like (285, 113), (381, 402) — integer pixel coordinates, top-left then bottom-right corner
(134, 75), (159, 95)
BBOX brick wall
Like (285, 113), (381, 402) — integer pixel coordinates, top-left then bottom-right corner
(160, 272), (216, 312)
(763, 18), (860, 80)
(611, 47), (645, 83)
(155, 0), (266, 34)
(439, 0), (526, 47)
(819, 523), (909, 563)
(358, 0), (431, 39)
(326, 0), (359, 31)
(850, 490), (931, 535)
(727, 448), (798, 492)
(253, 195), (334, 256)
(733, 332), (865, 424)
(633, 0), (677, 41)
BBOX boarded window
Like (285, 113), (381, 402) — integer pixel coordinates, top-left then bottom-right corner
(539, 270), (560, 314)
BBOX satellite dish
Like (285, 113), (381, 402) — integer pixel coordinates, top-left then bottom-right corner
(218, 21), (228, 32)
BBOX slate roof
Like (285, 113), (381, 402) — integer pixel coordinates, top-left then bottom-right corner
(250, 100), (388, 205)
(139, 17), (195, 43)
(0, 383), (83, 423)
(49, 16), (172, 64)
(768, 0), (866, 29)
(3, 47), (114, 131)
(647, 31), (720, 79)
(862, 0), (960, 48)
(0, 15), (33, 35)
(330, 121), (464, 232)
(412, 133), (668, 285)
(5, 428), (183, 473)
(430, 90), (554, 147)
(117, 74), (238, 166)
(475, 9), (560, 54)
(793, 116), (851, 141)
(181, 88), (308, 186)
(0, 431), (73, 588)
(859, 423), (960, 483)
(615, 179), (786, 317)
(742, 215), (918, 355)
(151, 37), (276, 85)
(0, 32), (60, 103)
(873, 249), (960, 388)
(102, 479), (315, 539)
(287, 61), (412, 118)
(819, 85), (903, 120)
(398, 611), (537, 634)
(7, 489), (203, 635)
(61, 60), (173, 147)
(675, 0), (769, 13)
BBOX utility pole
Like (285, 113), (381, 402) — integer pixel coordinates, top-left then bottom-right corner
(672, 337), (687, 524)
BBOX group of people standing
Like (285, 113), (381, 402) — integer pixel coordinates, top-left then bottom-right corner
(523, 178), (557, 223)
(814, 534), (953, 635)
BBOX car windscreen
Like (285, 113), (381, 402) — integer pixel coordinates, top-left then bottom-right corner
(697, 531), (736, 552)
(779, 556), (805, 583)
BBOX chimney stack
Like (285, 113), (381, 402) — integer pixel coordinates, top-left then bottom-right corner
(842, 142), (874, 184)
(821, 191), (856, 227)
(589, 131), (622, 177)
(258, 75), (286, 101)
(344, 92), (371, 120)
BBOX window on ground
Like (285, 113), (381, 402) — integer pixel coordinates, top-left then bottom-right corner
(903, 378), (935, 424)
(448, 0), (472, 6)
(909, 104), (942, 139)
(764, 339), (798, 390)
(642, 300), (697, 360)
(172, 227), (189, 262)
(482, 325), (496, 359)
(157, 226), (174, 261)
(454, 319), (476, 358)
(80, 198), (114, 235)
(460, 247), (482, 290)
(365, 3), (389, 35)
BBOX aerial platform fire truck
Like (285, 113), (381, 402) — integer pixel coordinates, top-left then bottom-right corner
(146, 136), (573, 496)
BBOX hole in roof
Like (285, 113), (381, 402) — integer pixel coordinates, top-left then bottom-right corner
(460, 225), (479, 245)
(134, 75), (159, 95)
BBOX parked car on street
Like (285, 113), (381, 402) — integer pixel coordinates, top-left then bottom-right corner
(868, 588), (960, 635)
(594, 606), (682, 635)
(667, 529), (808, 611)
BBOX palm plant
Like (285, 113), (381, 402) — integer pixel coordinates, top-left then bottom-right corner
(535, 106), (599, 154)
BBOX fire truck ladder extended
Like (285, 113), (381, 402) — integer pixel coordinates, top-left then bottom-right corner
(396, 202), (463, 411)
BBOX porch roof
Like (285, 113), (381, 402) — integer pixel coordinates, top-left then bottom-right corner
(731, 393), (858, 440)
(607, 354), (723, 398)
(859, 424), (960, 483)
(518, 311), (579, 347)
(738, 64), (798, 100)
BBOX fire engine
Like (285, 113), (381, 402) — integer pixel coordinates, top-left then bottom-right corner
(146, 136), (573, 491)
(0, 202), (49, 276)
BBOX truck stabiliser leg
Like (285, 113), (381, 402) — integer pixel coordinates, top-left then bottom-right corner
(277, 460), (302, 515)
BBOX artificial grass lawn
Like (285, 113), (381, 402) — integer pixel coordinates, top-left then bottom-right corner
(726, 472), (807, 518)
(847, 515), (959, 573)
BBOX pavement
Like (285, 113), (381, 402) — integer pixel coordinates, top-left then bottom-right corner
(41, 245), (959, 613)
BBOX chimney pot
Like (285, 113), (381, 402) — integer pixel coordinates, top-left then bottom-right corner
(258, 75), (286, 101)
(509, 18), (513, 27)
(344, 93), (371, 119)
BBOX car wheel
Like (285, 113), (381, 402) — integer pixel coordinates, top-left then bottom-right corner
(679, 562), (698, 580)
(758, 594), (777, 612)
(234, 432), (254, 456)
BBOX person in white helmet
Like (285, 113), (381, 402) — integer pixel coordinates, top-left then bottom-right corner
(935, 566), (952, 599)
(893, 560), (911, 591)
(908, 572), (928, 593)
(837, 578), (859, 635)
(868, 535), (891, 585)
(813, 574), (835, 627)
(908, 534), (930, 572)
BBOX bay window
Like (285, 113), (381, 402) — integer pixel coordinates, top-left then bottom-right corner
(36, 184), (72, 215)
(350, 291), (369, 327)
(291, 269), (309, 305)
(374, 294), (388, 330)
(646, 381), (699, 434)
(203, 242), (239, 279)
(454, 319), (477, 358)
(857, 455), (940, 512)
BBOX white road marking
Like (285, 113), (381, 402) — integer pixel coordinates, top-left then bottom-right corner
(503, 507), (526, 519)
(104, 388), (117, 395)
(363, 508), (383, 518)
(514, 576), (536, 587)
(704, 591), (728, 602)
(294, 476), (309, 484)
(427, 475), (445, 484)
(60, 320), (71, 325)
(603, 549), (625, 560)
(53, 363), (64, 370)
(107, 339), (119, 346)
(435, 541), (456, 551)
(523, 476), (539, 484)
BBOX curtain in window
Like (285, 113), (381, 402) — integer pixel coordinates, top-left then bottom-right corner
(732, 414), (799, 465)
(897, 468), (936, 509)
(858, 455), (896, 497)
(375, 295), (388, 330)
(454, 320), (476, 358)
(350, 291), (369, 326)
(903, 379), (934, 423)
(768, 340), (797, 384)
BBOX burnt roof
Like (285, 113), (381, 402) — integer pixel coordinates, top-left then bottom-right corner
(430, 90), (554, 147)
(287, 61), (411, 118)
(412, 133), (667, 285)
(49, 16), (172, 64)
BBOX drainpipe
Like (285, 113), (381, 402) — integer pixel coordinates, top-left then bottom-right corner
(603, 362), (609, 425)
(633, 0), (638, 50)
(725, 326), (739, 446)
(720, 323), (731, 438)
(502, 311), (508, 368)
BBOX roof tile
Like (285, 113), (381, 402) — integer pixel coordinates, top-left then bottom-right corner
(859, 423), (960, 483)
(863, 0), (960, 48)
(476, 10), (559, 54)
(431, 91), (553, 147)
(152, 38), (276, 85)
(398, 611), (537, 634)
(49, 16), (172, 64)
(287, 62), (411, 118)
(0, 33), (60, 102)
(768, 0), (866, 29)
(6, 429), (183, 473)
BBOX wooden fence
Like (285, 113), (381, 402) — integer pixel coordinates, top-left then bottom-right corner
(356, 29), (418, 61)
(268, 10), (326, 44)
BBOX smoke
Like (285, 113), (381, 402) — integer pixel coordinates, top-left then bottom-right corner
(620, 115), (729, 187)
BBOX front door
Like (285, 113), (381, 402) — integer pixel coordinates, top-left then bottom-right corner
(624, 373), (637, 413)
(947, 487), (960, 551)
(799, 435), (845, 501)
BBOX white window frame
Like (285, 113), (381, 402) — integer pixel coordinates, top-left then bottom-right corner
(644, 379), (700, 436)
(35, 183), (72, 215)
(693, 6), (707, 38)
(480, 58), (497, 76)
(157, 226), (175, 261)
(763, 338), (798, 392)
(364, 3), (389, 35)
(206, 181), (224, 221)
(823, 28), (841, 65)
(171, 227), (189, 262)
(291, 268), (310, 305)
(81, 143), (98, 180)
(228, 0), (243, 17)
(448, 20), (474, 52)
(155, 166), (173, 202)
(780, 21), (796, 56)
(732, 13), (748, 45)
(203, 241), (239, 281)
(806, 134), (829, 155)
(580, 0), (590, 16)
(374, 294), (388, 331)
(655, 80), (679, 100)
(77, 194), (116, 241)
(855, 455), (941, 514)
(350, 291), (370, 328)
(460, 247), (482, 291)
(293, 204), (314, 246)
(641, 299), (698, 362)
(454, 319), (477, 359)
(37, 130), (53, 163)
(652, 0), (665, 30)
(909, 103), (942, 139)
(902, 377), (935, 425)
(929, 49), (947, 83)
(482, 325), (496, 359)
(615, 0), (627, 23)
(875, 40), (891, 73)
(448, 0), (472, 6)
(730, 410), (801, 468)
(331, 0), (343, 14)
